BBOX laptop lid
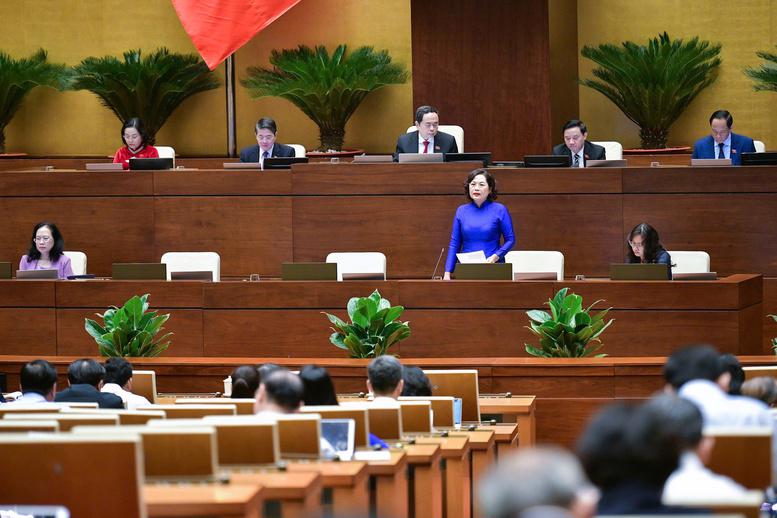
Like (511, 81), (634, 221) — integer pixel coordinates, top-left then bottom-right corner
(524, 155), (571, 168)
(444, 152), (492, 167)
(672, 272), (717, 280)
(456, 263), (512, 280)
(513, 271), (558, 280)
(0, 262), (11, 279)
(281, 262), (337, 281)
(341, 272), (386, 280)
(86, 163), (124, 171)
(741, 152), (777, 166)
(263, 157), (309, 170)
(586, 159), (628, 168)
(320, 418), (356, 461)
(16, 269), (58, 279)
(352, 155), (394, 163)
(112, 263), (167, 280)
(397, 153), (444, 163)
(223, 162), (262, 169)
(128, 157), (174, 170)
(609, 263), (670, 280)
(170, 271), (213, 281)
(691, 158), (731, 167)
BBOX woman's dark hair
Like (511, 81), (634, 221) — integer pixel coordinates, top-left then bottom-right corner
(626, 222), (666, 264)
(26, 221), (65, 263)
(231, 365), (260, 399)
(401, 366), (432, 397)
(299, 365), (338, 406)
(719, 353), (745, 395)
(465, 168), (498, 201)
(121, 117), (152, 147)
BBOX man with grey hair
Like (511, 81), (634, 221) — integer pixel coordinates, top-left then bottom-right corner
(366, 355), (404, 401)
(478, 446), (596, 518)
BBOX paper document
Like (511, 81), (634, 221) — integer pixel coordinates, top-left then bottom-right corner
(456, 250), (487, 263)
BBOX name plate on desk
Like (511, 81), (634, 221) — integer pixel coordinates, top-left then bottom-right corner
(0, 262), (10, 279)
(282, 262), (337, 281)
(609, 263), (670, 280)
(672, 272), (717, 280)
(456, 263), (512, 280)
(112, 263), (167, 280)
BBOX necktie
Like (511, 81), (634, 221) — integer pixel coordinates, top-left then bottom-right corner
(717, 143), (725, 159)
(262, 150), (269, 160)
(423, 140), (429, 154)
(573, 153), (580, 167)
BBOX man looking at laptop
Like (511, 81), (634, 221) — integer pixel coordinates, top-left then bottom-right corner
(552, 120), (606, 167)
(691, 110), (755, 165)
(394, 105), (459, 161)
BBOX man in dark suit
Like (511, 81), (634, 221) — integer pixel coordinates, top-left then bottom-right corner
(691, 110), (755, 165)
(394, 105), (459, 161)
(239, 117), (296, 165)
(552, 119), (606, 167)
(54, 358), (124, 408)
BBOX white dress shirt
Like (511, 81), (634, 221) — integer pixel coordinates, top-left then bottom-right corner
(259, 145), (274, 168)
(3, 392), (48, 405)
(101, 383), (149, 410)
(714, 134), (732, 159)
(663, 451), (748, 503)
(418, 134), (435, 154)
(679, 379), (772, 427)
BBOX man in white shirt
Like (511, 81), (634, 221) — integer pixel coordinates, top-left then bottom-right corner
(3, 359), (57, 404)
(253, 370), (304, 416)
(101, 357), (150, 410)
(366, 355), (404, 404)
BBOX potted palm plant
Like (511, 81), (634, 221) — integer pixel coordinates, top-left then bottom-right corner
(745, 45), (777, 92)
(580, 32), (721, 149)
(0, 49), (69, 154)
(242, 44), (408, 152)
(71, 48), (219, 144)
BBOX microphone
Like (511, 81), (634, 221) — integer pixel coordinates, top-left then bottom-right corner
(431, 248), (445, 280)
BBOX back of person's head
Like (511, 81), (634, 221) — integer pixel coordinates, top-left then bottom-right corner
(741, 376), (777, 406)
(718, 353), (744, 395)
(643, 394), (703, 451)
(257, 363), (282, 383)
(20, 359), (57, 397)
(231, 365), (260, 399)
(577, 401), (680, 490)
(300, 365), (338, 406)
(67, 358), (105, 387)
(367, 355), (403, 397)
(401, 366), (432, 397)
(478, 446), (590, 518)
(663, 344), (723, 390)
(104, 357), (133, 387)
(262, 370), (304, 413)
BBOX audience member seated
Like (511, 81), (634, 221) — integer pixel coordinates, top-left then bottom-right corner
(478, 446), (596, 518)
(626, 222), (671, 269)
(300, 365), (338, 406)
(230, 365), (260, 399)
(577, 401), (699, 515)
(54, 358), (123, 409)
(239, 117), (295, 165)
(741, 377), (777, 407)
(645, 394), (748, 504)
(258, 362), (282, 383)
(367, 356), (404, 403)
(18, 222), (73, 279)
(663, 345), (771, 427)
(691, 110), (755, 166)
(394, 105), (458, 160)
(101, 357), (150, 410)
(552, 120), (606, 168)
(718, 353), (745, 395)
(4, 359), (58, 404)
(401, 366), (432, 397)
(113, 117), (159, 170)
(253, 370), (304, 416)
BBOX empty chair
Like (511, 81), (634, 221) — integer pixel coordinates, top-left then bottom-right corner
(591, 141), (623, 160)
(667, 251), (711, 274)
(63, 251), (87, 275)
(3, 412), (119, 431)
(704, 426), (772, 489)
(132, 370), (158, 403)
(161, 251), (221, 281)
(156, 145), (176, 167)
(275, 413), (322, 459)
(755, 140), (766, 153)
(326, 252), (386, 281)
(175, 397), (256, 415)
(0, 420), (59, 433)
(99, 409), (167, 425)
(0, 403), (64, 418)
(406, 125), (464, 152)
(289, 144), (306, 157)
(505, 251), (564, 281)
(136, 404), (236, 419)
(200, 416), (281, 466)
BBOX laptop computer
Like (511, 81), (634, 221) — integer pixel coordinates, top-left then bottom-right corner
(16, 269), (58, 279)
(741, 152), (777, 166)
(112, 263), (167, 280)
(513, 271), (558, 280)
(171, 271), (214, 281)
(523, 155), (571, 168)
(456, 263), (512, 280)
(587, 159), (628, 168)
(609, 263), (670, 280)
(128, 157), (174, 170)
(320, 418), (356, 461)
(341, 272), (386, 280)
(0, 262), (11, 279)
(223, 162), (262, 169)
(86, 162), (124, 171)
(281, 262), (337, 281)
(690, 158), (731, 167)
(444, 152), (492, 167)
(672, 272), (717, 280)
(352, 155), (394, 163)
(263, 157), (309, 169)
(397, 153), (444, 163)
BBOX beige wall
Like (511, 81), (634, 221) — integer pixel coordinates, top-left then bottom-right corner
(0, 0), (412, 156)
(577, 0), (777, 149)
(548, 0), (580, 147)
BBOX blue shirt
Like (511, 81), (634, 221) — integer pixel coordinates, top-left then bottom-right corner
(445, 200), (516, 273)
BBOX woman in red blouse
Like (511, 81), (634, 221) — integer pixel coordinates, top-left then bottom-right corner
(113, 118), (159, 170)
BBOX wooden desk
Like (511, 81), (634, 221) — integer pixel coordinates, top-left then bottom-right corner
(364, 450), (409, 518)
(286, 461), (369, 518)
(478, 423), (519, 457)
(229, 471), (322, 518)
(479, 396), (536, 447)
(404, 443), (443, 518)
(416, 435), (471, 518)
(144, 484), (263, 518)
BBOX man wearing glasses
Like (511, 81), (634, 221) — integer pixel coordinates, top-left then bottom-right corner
(239, 117), (296, 166)
(691, 110), (755, 165)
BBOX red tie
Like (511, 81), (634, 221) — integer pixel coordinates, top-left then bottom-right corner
(423, 140), (429, 153)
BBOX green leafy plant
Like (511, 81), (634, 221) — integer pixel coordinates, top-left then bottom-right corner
(745, 45), (777, 92)
(0, 49), (69, 154)
(580, 32), (721, 149)
(768, 314), (777, 353)
(85, 294), (172, 357)
(71, 48), (219, 144)
(323, 290), (411, 358)
(242, 44), (408, 151)
(525, 288), (613, 358)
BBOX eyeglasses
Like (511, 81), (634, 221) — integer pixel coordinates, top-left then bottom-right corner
(629, 241), (645, 249)
(34, 236), (51, 243)
(257, 135), (275, 141)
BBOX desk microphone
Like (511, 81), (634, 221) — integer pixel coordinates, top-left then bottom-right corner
(431, 248), (445, 279)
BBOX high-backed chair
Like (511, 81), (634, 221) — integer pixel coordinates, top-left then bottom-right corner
(0, 420), (59, 433)
(302, 404), (371, 447)
(743, 366), (777, 380)
(505, 251), (564, 280)
(326, 252), (387, 281)
(755, 140), (766, 153)
(137, 404), (236, 419)
(0, 403), (63, 418)
(3, 412), (119, 431)
(201, 416), (281, 466)
(175, 397), (256, 415)
(63, 251), (87, 275)
(275, 413), (322, 459)
(99, 409), (167, 425)
(132, 370), (158, 403)
(406, 125), (464, 152)
(667, 251), (711, 274)
(156, 145), (176, 167)
(591, 141), (623, 160)
(704, 426), (772, 489)
(161, 251), (221, 281)
(424, 369), (481, 422)
(289, 144), (306, 157)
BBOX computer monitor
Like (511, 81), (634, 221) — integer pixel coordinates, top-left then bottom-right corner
(128, 158), (174, 170)
(263, 157), (309, 169)
(741, 152), (777, 166)
(112, 263), (167, 280)
(444, 152), (492, 167)
(16, 269), (58, 279)
(523, 155), (571, 168)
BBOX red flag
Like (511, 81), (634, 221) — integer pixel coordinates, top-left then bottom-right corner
(172, 0), (302, 70)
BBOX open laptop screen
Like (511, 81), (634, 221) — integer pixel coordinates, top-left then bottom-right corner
(320, 418), (355, 461)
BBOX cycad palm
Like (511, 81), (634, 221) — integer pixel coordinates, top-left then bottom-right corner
(0, 49), (68, 153)
(745, 45), (777, 92)
(71, 48), (219, 144)
(242, 44), (408, 151)
(581, 32), (721, 149)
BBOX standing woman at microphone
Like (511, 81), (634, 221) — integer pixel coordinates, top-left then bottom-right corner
(443, 169), (515, 280)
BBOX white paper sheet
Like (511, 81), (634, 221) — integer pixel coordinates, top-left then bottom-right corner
(456, 250), (487, 263)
